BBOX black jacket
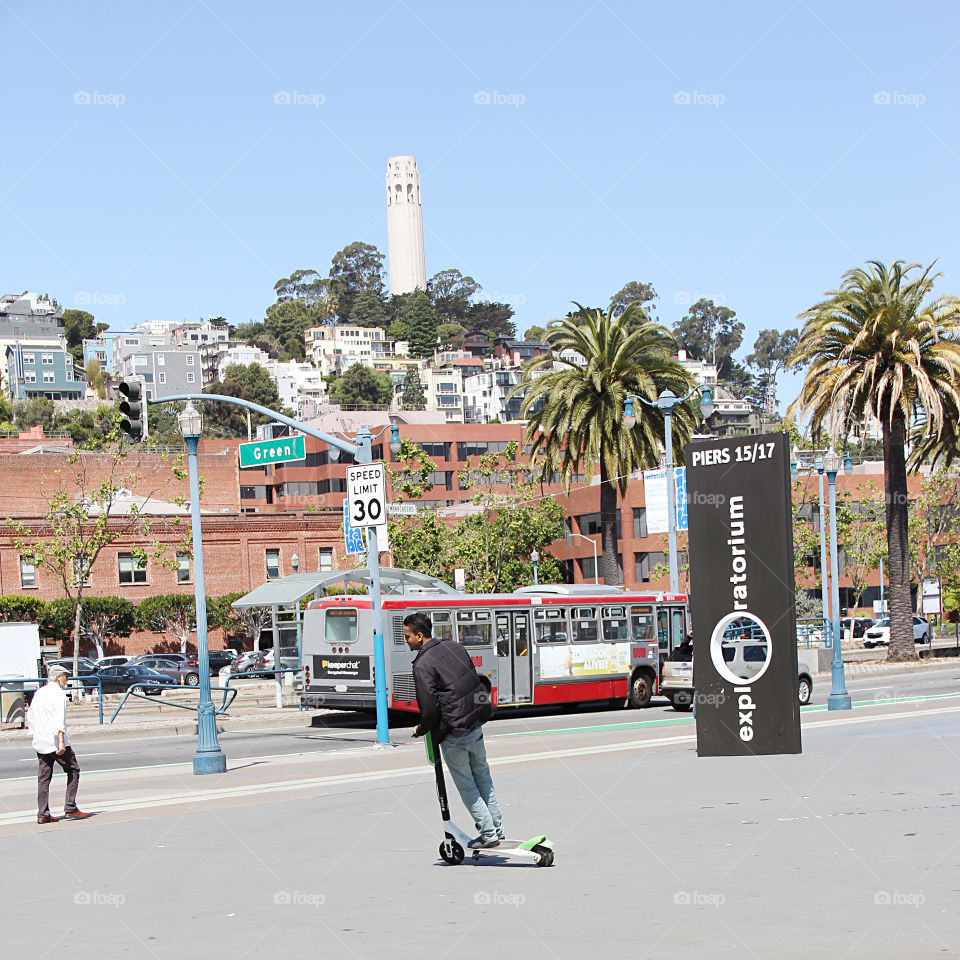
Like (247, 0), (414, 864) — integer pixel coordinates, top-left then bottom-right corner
(412, 637), (491, 742)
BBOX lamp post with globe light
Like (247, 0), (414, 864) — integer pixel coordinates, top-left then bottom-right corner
(623, 386), (715, 593)
(823, 448), (852, 711)
(178, 401), (227, 774)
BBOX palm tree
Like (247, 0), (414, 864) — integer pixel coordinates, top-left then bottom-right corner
(788, 260), (960, 662)
(516, 303), (695, 585)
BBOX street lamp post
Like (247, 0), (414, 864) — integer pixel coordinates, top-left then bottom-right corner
(178, 402), (227, 774)
(566, 533), (599, 585)
(624, 386), (714, 593)
(531, 549), (539, 586)
(815, 459), (830, 634)
(823, 449), (851, 711)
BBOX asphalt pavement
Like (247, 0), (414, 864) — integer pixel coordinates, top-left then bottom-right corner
(1, 665), (958, 959)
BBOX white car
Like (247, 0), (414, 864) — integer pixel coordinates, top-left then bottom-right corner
(862, 616), (930, 647)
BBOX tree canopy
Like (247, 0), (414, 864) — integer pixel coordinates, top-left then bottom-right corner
(329, 363), (393, 409)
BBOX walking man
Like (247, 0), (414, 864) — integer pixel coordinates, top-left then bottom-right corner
(27, 665), (91, 824)
(403, 612), (504, 849)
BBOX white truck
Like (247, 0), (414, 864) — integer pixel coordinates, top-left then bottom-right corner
(0, 622), (43, 727)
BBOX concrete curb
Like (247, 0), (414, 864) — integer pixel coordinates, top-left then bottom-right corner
(814, 658), (960, 678)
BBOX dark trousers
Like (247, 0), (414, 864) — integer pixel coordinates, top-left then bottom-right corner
(37, 746), (80, 817)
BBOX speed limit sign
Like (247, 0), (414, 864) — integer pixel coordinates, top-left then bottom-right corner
(346, 462), (387, 528)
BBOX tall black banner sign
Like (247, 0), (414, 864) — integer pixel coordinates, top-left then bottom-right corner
(685, 432), (802, 756)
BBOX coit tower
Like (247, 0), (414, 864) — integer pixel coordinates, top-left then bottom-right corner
(386, 155), (427, 296)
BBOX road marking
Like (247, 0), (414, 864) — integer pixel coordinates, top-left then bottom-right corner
(0, 703), (958, 826)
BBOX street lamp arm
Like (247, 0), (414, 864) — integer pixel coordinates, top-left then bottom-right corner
(151, 393), (362, 459)
(625, 384), (706, 411)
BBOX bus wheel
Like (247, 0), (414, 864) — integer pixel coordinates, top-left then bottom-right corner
(629, 671), (653, 709)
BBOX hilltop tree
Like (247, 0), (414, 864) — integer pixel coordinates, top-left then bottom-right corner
(405, 291), (439, 359)
(401, 367), (426, 410)
(524, 325), (546, 342)
(465, 301), (515, 340)
(329, 242), (386, 322)
(62, 309), (108, 363)
(428, 268), (481, 324)
(747, 328), (799, 414)
(330, 363), (393, 409)
(203, 363), (283, 438)
(348, 288), (390, 328)
(673, 299), (744, 381)
(609, 280), (659, 326)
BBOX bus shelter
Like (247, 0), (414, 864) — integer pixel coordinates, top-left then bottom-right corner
(229, 568), (457, 681)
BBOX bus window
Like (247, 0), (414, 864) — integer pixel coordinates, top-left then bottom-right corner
(631, 606), (655, 641)
(433, 610), (453, 643)
(602, 606), (628, 642)
(657, 608), (670, 654)
(496, 614), (510, 657)
(670, 608), (686, 649)
(457, 610), (493, 647)
(571, 607), (598, 644)
(325, 608), (357, 645)
(534, 608), (567, 643)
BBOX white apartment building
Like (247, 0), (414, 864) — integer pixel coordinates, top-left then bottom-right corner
(215, 343), (272, 381)
(676, 349), (718, 388)
(305, 326), (394, 376)
(463, 369), (526, 423)
(270, 360), (328, 416)
(420, 366), (465, 423)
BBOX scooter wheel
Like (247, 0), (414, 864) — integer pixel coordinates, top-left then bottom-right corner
(439, 840), (465, 865)
(532, 844), (554, 867)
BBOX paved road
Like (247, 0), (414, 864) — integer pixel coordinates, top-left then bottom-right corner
(1, 686), (957, 959)
(1, 665), (957, 778)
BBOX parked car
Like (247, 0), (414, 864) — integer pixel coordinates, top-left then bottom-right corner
(132, 655), (200, 686)
(841, 617), (875, 640)
(47, 657), (99, 677)
(862, 616), (930, 647)
(235, 650), (268, 674)
(661, 638), (813, 710)
(208, 649), (239, 673)
(95, 655), (132, 669)
(96, 665), (178, 695)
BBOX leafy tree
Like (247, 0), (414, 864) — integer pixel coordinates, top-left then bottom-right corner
(789, 260), (960, 662)
(84, 360), (106, 400)
(329, 242), (386, 322)
(62, 309), (108, 363)
(672, 299), (744, 381)
(48, 596), (135, 659)
(524, 325), (546, 342)
(388, 319), (410, 342)
(203, 363), (282, 437)
(0, 595), (48, 624)
(135, 594), (200, 653)
(436, 323), (466, 349)
(516, 303), (695, 584)
(837, 485), (887, 613)
(909, 469), (960, 593)
(465, 301), (515, 340)
(609, 280), (659, 325)
(348, 288), (389, 328)
(6, 447), (179, 671)
(401, 367), (426, 410)
(405, 291), (439, 359)
(14, 397), (56, 434)
(747, 328), (799, 414)
(428, 268), (481, 324)
(329, 363), (393, 409)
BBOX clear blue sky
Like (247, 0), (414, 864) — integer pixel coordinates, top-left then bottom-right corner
(3, 0), (960, 408)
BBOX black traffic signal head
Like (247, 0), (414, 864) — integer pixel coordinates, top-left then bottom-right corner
(118, 379), (148, 442)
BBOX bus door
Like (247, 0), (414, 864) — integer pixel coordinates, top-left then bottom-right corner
(496, 611), (532, 703)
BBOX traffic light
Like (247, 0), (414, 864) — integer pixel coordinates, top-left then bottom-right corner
(118, 379), (148, 442)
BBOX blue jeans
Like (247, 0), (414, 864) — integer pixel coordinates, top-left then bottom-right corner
(440, 727), (503, 841)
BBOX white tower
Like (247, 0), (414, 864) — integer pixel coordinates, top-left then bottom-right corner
(386, 156), (427, 296)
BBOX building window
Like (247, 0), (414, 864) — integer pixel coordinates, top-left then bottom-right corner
(158, 372), (166, 385)
(118, 553), (146, 584)
(24, 371), (36, 383)
(176, 552), (191, 583)
(125, 338), (139, 345)
(41, 353), (54, 365)
(157, 354), (165, 366)
(134, 356), (148, 367)
(319, 548), (333, 572)
(43, 371), (55, 383)
(266, 549), (280, 579)
(633, 507), (648, 539)
(185, 355), (195, 366)
(19, 557), (36, 588)
(23, 354), (35, 364)
(186, 372), (196, 383)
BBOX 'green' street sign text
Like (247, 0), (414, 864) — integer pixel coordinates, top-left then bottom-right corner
(239, 435), (306, 467)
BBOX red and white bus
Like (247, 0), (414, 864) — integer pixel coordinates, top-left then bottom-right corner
(300, 584), (689, 714)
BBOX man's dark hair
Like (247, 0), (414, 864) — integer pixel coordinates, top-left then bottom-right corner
(403, 612), (433, 638)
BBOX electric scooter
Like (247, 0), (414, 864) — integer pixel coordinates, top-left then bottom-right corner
(424, 730), (555, 867)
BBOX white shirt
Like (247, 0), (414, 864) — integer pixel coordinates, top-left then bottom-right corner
(27, 682), (70, 754)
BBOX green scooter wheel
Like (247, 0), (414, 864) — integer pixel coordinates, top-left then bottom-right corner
(533, 844), (554, 867)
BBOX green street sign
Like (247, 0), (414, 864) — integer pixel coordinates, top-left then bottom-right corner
(239, 435), (306, 468)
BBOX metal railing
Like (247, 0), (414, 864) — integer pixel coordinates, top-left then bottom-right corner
(797, 617), (829, 647)
(222, 667), (303, 711)
(110, 682), (239, 724)
(0, 675), (104, 724)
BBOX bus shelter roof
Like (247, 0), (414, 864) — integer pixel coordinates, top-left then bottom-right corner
(230, 568), (458, 610)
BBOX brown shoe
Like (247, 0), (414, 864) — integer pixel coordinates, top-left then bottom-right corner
(64, 810), (92, 820)
(37, 815), (59, 824)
